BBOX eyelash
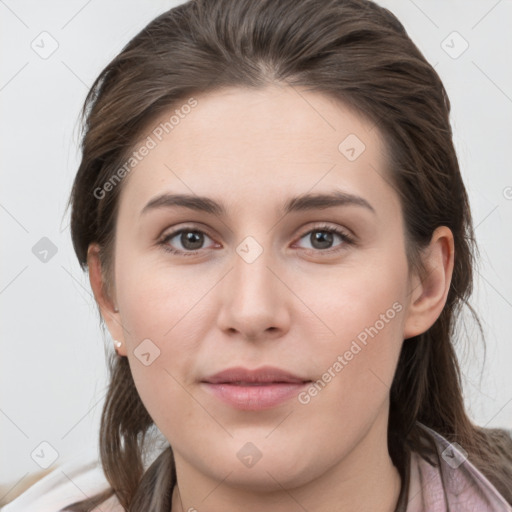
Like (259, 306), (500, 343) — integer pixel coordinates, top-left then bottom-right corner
(157, 223), (355, 257)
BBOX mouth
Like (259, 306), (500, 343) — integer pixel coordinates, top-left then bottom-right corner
(216, 381), (298, 386)
(202, 365), (310, 384)
(201, 366), (312, 410)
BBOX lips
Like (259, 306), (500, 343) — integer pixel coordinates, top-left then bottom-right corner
(201, 366), (312, 410)
(201, 365), (311, 385)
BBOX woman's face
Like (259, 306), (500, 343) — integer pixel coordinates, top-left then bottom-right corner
(101, 85), (422, 492)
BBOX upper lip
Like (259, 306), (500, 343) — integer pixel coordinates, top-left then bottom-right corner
(201, 365), (311, 384)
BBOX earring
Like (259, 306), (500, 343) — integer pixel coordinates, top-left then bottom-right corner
(114, 307), (119, 312)
(114, 340), (122, 348)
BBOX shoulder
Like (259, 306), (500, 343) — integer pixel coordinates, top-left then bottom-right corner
(1, 457), (123, 512)
(407, 422), (512, 512)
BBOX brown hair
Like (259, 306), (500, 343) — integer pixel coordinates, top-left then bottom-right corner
(63, 0), (512, 510)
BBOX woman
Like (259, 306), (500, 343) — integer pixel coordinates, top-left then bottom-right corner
(4, 0), (511, 510)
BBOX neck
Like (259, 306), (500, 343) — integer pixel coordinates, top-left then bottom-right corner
(170, 414), (402, 512)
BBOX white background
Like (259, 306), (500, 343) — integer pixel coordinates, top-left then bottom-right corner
(1, 0), (511, 500)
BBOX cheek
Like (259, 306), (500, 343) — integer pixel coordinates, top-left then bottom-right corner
(291, 282), (405, 469)
(115, 258), (209, 433)
(126, 356), (207, 455)
(294, 245), (407, 415)
(116, 251), (199, 341)
(308, 289), (404, 410)
(293, 246), (407, 351)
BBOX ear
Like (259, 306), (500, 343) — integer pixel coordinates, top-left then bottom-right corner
(403, 226), (455, 340)
(87, 243), (127, 356)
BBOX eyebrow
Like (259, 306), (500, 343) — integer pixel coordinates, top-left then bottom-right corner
(140, 190), (376, 218)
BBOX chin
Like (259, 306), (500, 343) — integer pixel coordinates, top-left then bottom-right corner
(197, 441), (319, 491)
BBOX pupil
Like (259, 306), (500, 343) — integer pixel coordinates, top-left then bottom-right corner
(312, 231), (332, 249)
(182, 231), (203, 250)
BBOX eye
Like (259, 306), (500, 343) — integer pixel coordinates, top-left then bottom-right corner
(294, 224), (355, 255)
(158, 223), (355, 257)
(158, 227), (216, 256)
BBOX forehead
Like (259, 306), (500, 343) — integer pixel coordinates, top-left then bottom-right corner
(117, 85), (396, 220)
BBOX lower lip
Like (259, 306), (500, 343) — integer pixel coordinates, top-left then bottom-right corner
(201, 382), (310, 410)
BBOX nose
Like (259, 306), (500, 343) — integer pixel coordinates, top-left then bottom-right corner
(216, 238), (291, 342)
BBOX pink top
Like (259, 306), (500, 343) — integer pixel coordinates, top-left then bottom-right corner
(407, 423), (512, 511)
(3, 424), (511, 511)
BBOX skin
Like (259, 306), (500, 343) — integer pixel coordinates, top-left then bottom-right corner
(88, 84), (454, 512)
